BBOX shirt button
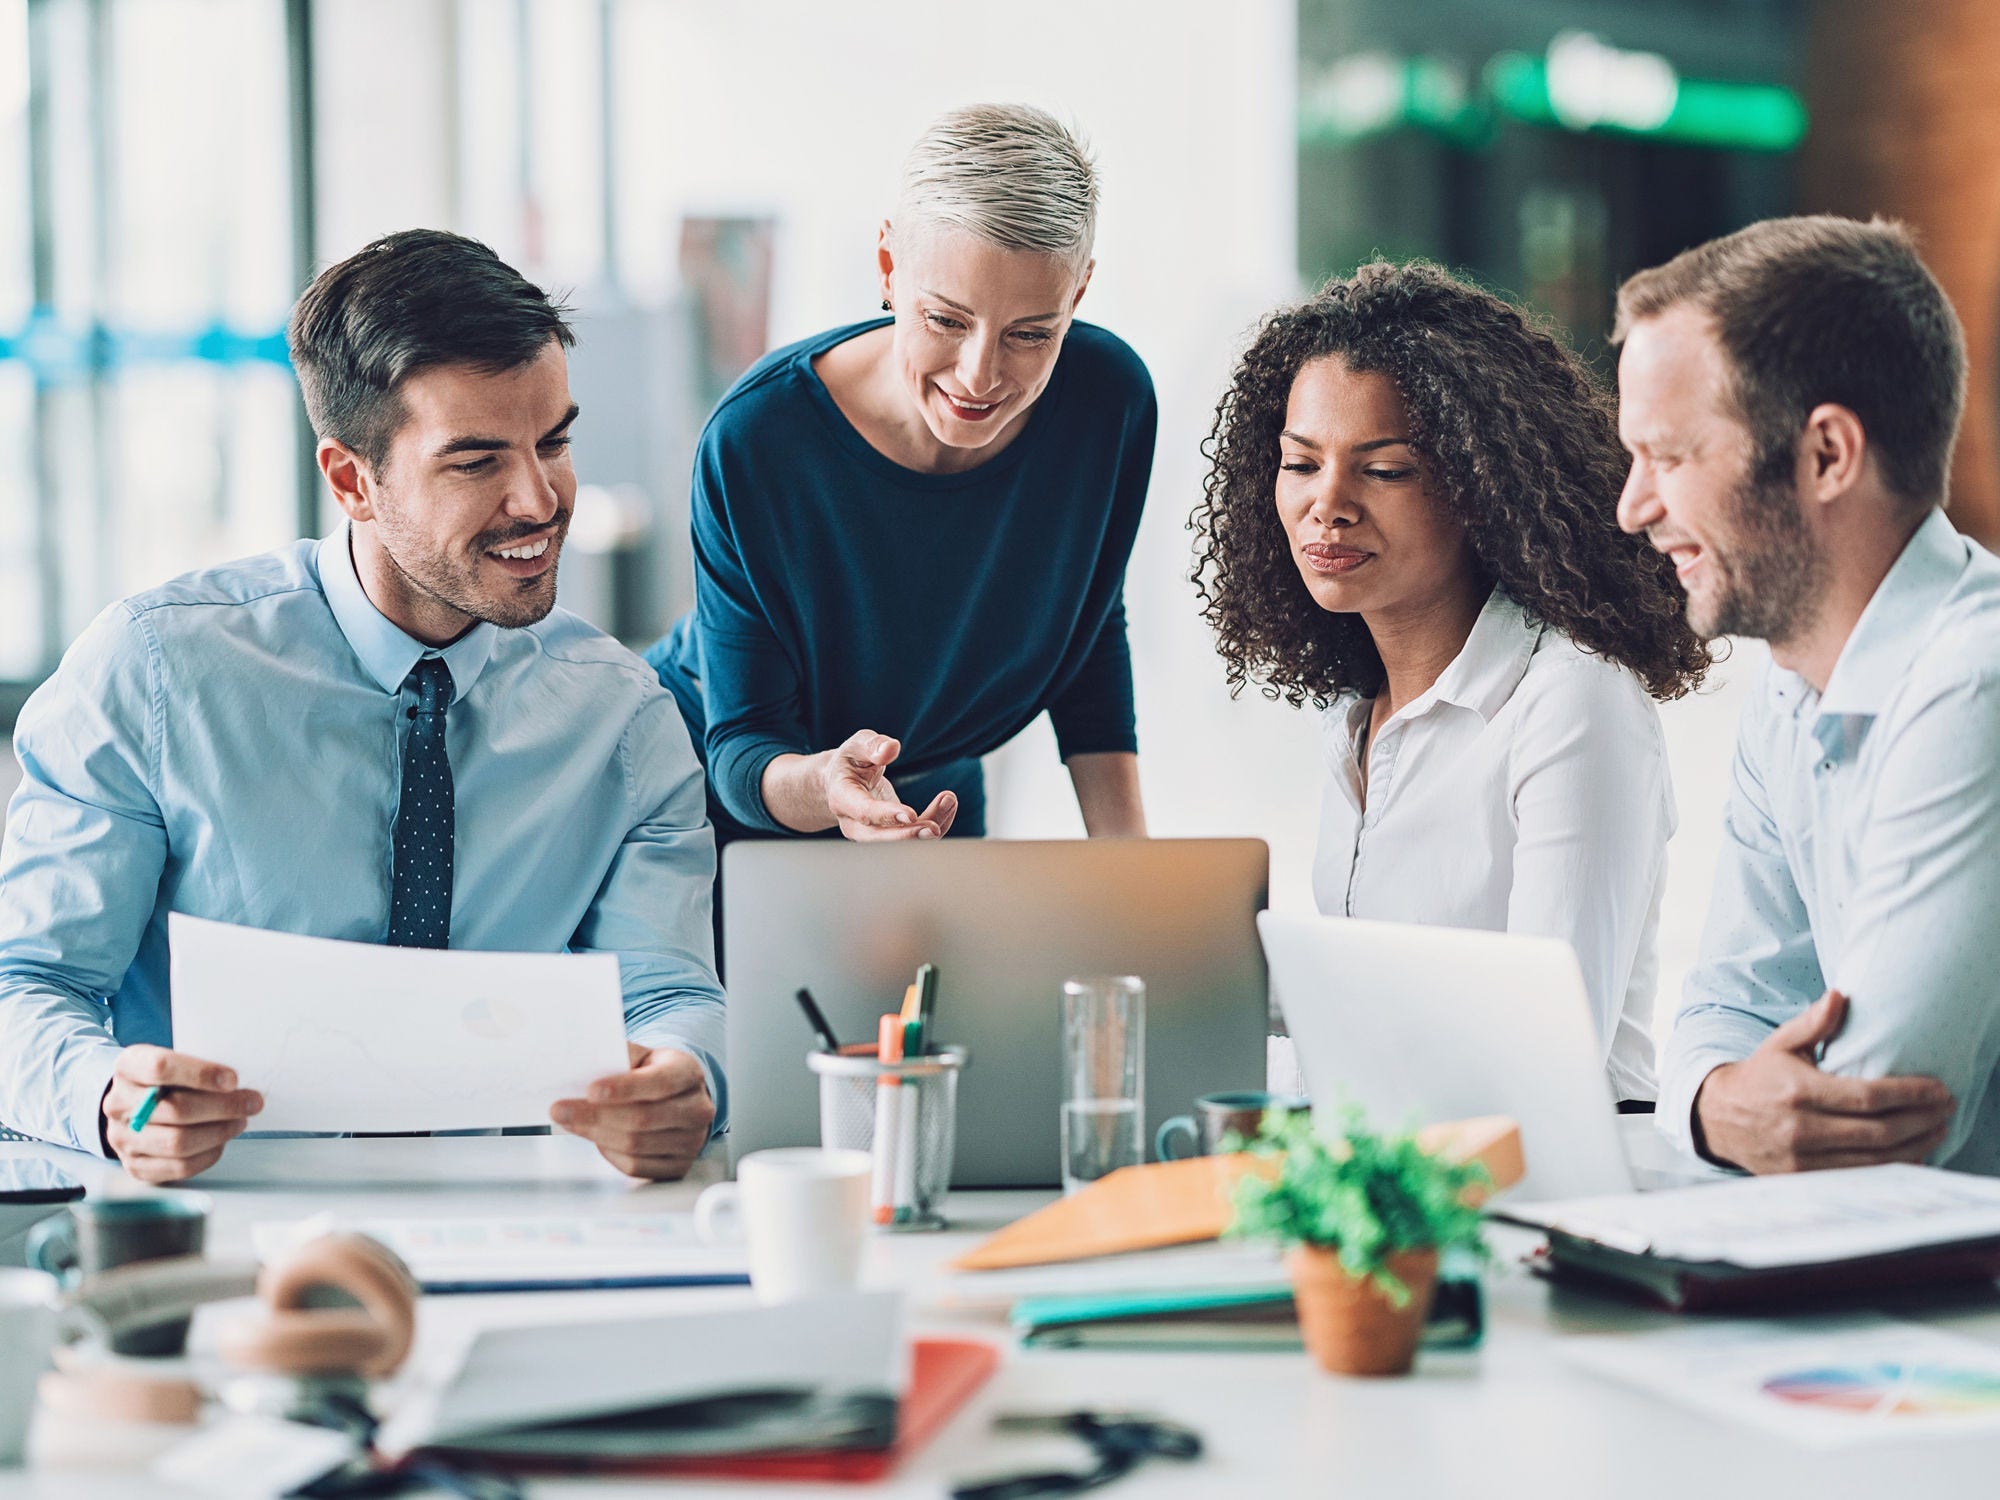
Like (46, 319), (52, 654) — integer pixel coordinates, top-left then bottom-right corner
(1818, 759), (1835, 774)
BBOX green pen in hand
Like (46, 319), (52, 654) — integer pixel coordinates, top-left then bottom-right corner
(129, 1086), (163, 1133)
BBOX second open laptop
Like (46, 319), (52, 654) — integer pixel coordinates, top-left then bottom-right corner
(1259, 911), (1637, 1202)
(723, 838), (1271, 1189)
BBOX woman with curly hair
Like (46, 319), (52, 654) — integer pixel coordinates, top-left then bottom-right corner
(1192, 261), (1710, 1103)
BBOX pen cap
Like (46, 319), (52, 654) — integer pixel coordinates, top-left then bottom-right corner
(877, 1013), (905, 1063)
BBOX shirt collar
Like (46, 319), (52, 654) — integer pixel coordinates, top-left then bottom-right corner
(1404, 587), (1544, 724)
(1816, 508), (1969, 719)
(315, 524), (496, 703)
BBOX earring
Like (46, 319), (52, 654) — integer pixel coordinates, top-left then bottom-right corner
(881, 298), (892, 312)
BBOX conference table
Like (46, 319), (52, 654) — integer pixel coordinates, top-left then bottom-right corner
(3, 1124), (1999, 1500)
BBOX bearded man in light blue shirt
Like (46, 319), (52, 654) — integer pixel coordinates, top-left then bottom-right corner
(1615, 215), (1995, 1176)
(0, 230), (724, 1183)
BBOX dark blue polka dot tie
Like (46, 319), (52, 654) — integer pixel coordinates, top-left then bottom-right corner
(387, 658), (454, 950)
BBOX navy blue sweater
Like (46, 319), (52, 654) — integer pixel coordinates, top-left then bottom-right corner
(647, 317), (1155, 837)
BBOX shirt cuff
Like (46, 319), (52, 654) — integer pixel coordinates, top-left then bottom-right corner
(1654, 1043), (1745, 1164)
(712, 738), (804, 835)
(629, 1032), (728, 1140)
(65, 1042), (123, 1158)
(1054, 729), (1140, 762)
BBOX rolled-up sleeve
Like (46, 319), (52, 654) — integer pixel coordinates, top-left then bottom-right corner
(570, 690), (729, 1131)
(0, 606), (167, 1152)
(1816, 668), (2000, 1166)
(1657, 691), (1822, 1162)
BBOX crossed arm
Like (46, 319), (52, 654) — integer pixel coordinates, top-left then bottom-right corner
(1663, 674), (1998, 1173)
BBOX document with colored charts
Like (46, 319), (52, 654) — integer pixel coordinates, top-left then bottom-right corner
(1561, 1315), (2000, 1447)
(168, 914), (629, 1133)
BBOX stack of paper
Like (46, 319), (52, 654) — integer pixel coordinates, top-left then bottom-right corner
(376, 1292), (905, 1460)
(1498, 1164), (2000, 1267)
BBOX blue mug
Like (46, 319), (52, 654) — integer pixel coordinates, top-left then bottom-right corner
(27, 1196), (208, 1356)
(1155, 1091), (1308, 1161)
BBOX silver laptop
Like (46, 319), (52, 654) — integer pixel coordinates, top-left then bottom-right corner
(1258, 911), (1634, 1202)
(724, 839), (1270, 1188)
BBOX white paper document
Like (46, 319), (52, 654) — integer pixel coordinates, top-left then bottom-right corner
(250, 1212), (748, 1288)
(1563, 1316), (2000, 1447)
(1496, 1164), (2000, 1267)
(169, 914), (629, 1133)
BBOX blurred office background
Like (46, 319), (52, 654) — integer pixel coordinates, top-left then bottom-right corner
(2, 0), (1997, 1025)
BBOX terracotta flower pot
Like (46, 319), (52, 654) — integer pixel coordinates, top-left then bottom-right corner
(1286, 1244), (1439, 1377)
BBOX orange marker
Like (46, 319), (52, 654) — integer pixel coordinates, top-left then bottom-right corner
(870, 1013), (905, 1224)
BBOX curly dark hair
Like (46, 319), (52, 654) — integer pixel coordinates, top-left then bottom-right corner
(1190, 260), (1711, 707)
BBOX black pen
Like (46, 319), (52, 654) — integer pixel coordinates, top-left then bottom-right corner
(794, 987), (841, 1052)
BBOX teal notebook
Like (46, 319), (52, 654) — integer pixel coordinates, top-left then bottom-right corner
(1012, 1273), (1483, 1352)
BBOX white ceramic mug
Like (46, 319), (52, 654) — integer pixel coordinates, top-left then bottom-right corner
(693, 1148), (871, 1304)
(0, 1268), (61, 1466)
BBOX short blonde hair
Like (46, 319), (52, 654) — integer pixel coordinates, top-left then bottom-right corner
(893, 104), (1097, 274)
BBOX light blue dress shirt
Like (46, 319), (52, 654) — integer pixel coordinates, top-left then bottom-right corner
(1659, 509), (2000, 1174)
(0, 528), (726, 1154)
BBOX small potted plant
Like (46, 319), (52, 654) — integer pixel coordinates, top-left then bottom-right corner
(1227, 1108), (1487, 1377)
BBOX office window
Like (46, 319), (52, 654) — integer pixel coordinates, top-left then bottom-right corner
(2, 0), (303, 698)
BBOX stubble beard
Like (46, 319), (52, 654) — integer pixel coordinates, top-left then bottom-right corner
(1690, 467), (1825, 647)
(376, 506), (568, 632)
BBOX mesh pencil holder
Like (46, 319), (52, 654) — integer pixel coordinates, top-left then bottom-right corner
(807, 1045), (968, 1232)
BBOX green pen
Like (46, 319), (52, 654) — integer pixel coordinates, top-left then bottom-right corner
(129, 1086), (163, 1133)
(913, 963), (938, 1055)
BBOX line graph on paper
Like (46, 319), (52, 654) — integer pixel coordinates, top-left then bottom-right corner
(167, 915), (630, 1134)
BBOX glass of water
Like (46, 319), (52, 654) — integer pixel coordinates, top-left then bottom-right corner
(1061, 975), (1145, 1194)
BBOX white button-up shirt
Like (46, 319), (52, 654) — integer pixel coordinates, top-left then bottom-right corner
(1661, 510), (2000, 1173)
(1312, 589), (1672, 1102)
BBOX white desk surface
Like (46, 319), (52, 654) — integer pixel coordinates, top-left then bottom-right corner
(4, 1126), (2000, 1500)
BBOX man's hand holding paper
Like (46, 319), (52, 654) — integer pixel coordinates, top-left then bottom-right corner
(166, 916), (645, 1170)
(552, 1043), (716, 1181)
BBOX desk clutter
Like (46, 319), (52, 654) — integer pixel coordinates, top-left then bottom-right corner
(18, 1094), (2000, 1493)
(11, 1197), (1003, 1492)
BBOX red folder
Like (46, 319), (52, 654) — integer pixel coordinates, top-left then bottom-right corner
(461, 1337), (1001, 1484)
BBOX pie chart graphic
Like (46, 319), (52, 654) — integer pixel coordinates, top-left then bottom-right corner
(1761, 1362), (2000, 1418)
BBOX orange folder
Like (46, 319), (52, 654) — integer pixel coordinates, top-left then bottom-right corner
(953, 1115), (1523, 1272)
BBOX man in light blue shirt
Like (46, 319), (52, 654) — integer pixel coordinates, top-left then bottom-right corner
(0, 230), (724, 1182)
(1615, 215), (1986, 1174)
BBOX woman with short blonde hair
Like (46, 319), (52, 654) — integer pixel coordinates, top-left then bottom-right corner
(647, 103), (1154, 854)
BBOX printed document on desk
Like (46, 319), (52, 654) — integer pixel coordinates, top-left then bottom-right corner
(1563, 1316), (2000, 1447)
(252, 1211), (749, 1292)
(1495, 1164), (2000, 1267)
(169, 914), (629, 1134)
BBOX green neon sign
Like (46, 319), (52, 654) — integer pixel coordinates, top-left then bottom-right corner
(1300, 35), (1808, 155)
(1486, 50), (1806, 151)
